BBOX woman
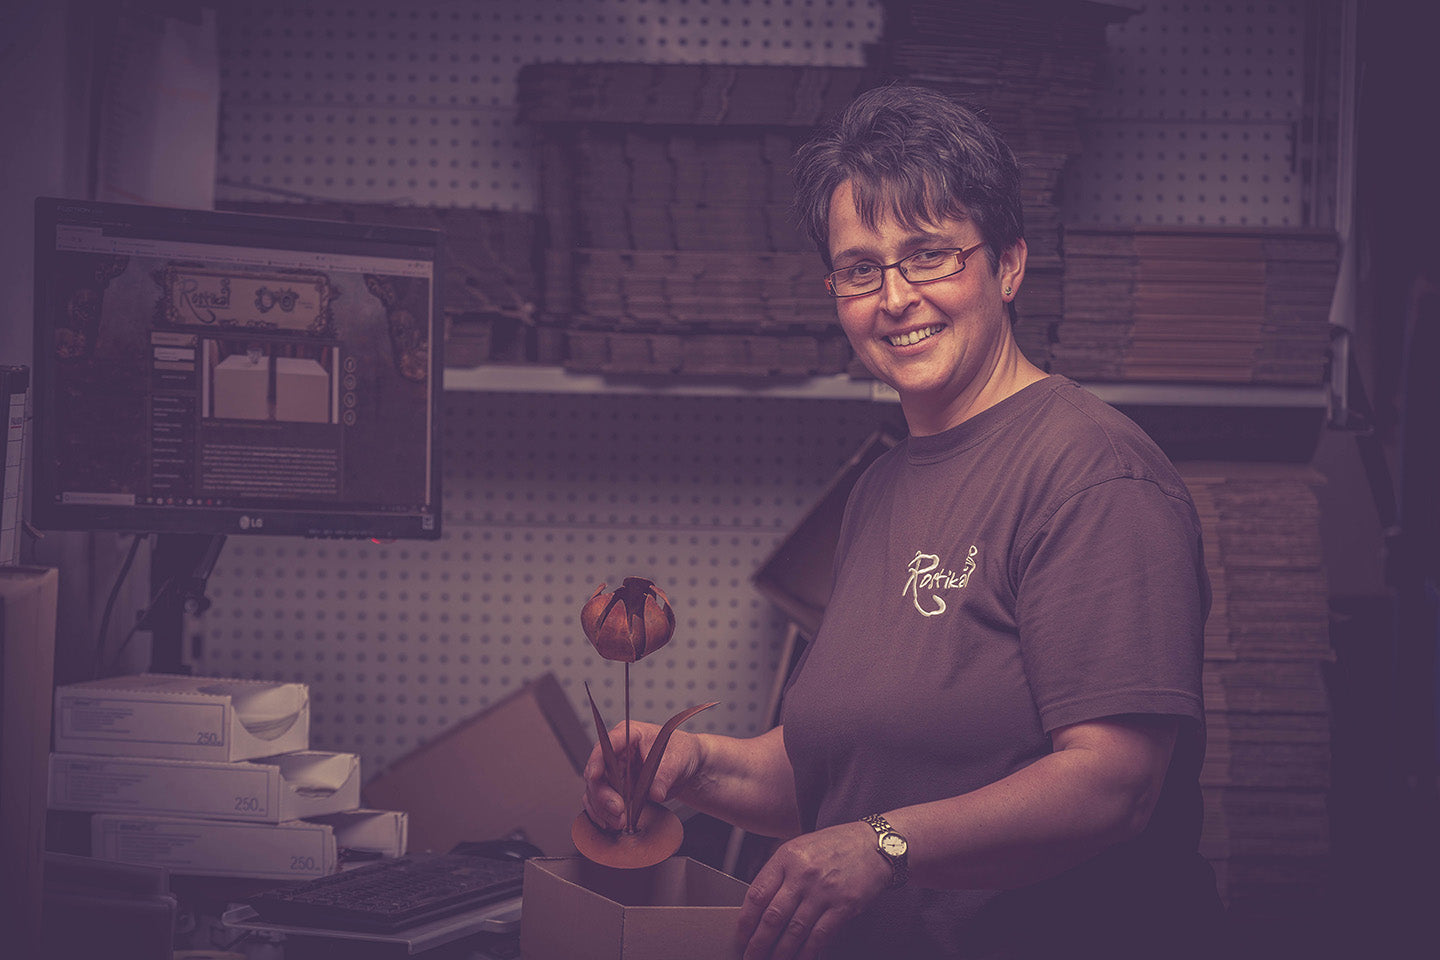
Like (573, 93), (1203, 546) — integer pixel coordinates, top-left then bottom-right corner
(584, 84), (1223, 960)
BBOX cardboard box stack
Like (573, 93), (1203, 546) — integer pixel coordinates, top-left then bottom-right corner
(48, 673), (406, 880)
(878, 0), (1142, 371)
(1178, 463), (1333, 920)
(519, 62), (877, 377)
(1058, 227), (1340, 385)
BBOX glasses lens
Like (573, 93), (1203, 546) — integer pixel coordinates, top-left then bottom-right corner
(829, 265), (881, 297)
(900, 249), (964, 282)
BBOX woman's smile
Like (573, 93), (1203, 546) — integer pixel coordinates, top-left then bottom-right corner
(886, 324), (946, 348)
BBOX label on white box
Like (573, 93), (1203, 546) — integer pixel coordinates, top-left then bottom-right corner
(59, 696), (227, 750)
(92, 814), (337, 880)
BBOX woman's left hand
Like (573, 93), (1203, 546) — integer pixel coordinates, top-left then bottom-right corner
(736, 820), (892, 960)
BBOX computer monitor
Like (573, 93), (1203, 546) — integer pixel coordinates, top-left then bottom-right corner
(31, 197), (442, 541)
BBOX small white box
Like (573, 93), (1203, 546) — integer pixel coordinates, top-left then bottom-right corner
(213, 354), (270, 420)
(306, 808), (409, 859)
(49, 750), (359, 823)
(91, 813), (337, 880)
(274, 357), (329, 423)
(53, 674), (310, 762)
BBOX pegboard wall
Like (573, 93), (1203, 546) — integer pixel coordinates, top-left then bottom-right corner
(193, 0), (1342, 782)
(1062, 0), (1328, 227)
(214, 0), (885, 211)
(188, 392), (890, 777)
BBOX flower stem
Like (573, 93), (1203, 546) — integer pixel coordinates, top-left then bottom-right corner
(624, 660), (633, 834)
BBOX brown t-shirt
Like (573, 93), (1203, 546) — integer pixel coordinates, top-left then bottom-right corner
(781, 376), (1220, 959)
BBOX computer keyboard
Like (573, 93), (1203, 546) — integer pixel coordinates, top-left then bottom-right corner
(246, 851), (526, 932)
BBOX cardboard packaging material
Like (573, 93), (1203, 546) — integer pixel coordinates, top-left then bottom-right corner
(751, 428), (900, 636)
(521, 857), (748, 960)
(53, 673), (310, 762)
(0, 566), (59, 960)
(91, 813), (337, 880)
(362, 672), (591, 857)
(307, 808), (409, 859)
(49, 750), (359, 823)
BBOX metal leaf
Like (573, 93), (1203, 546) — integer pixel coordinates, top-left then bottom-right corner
(626, 700), (719, 832)
(584, 682), (623, 799)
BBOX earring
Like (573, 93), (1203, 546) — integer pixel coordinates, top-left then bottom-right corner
(1004, 286), (1012, 296)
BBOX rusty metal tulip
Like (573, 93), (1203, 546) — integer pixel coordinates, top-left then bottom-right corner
(581, 577), (676, 662)
(574, 577), (717, 868)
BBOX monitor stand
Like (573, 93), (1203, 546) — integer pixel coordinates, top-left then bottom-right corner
(143, 532), (227, 674)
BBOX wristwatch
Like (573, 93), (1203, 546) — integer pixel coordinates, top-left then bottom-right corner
(860, 813), (909, 889)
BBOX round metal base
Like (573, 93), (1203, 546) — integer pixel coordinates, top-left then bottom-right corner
(571, 803), (684, 869)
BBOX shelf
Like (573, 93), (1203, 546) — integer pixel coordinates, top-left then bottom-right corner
(442, 364), (1327, 409)
(443, 365), (891, 401)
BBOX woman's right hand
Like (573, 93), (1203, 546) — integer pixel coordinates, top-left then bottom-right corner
(581, 720), (704, 831)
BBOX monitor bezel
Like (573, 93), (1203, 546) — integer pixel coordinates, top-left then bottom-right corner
(31, 196), (444, 541)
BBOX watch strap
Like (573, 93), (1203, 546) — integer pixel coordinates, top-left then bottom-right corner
(860, 813), (908, 889)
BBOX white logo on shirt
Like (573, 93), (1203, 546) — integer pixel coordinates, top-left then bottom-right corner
(903, 546), (978, 617)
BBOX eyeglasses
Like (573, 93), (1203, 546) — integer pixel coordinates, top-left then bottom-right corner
(824, 243), (987, 298)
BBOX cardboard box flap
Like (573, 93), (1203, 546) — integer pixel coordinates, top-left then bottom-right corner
(555, 857), (747, 909)
(194, 680), (308, 741)
(751, 427), (901, 635)
(362, 672), (588, 857)
(263, 751), (359, 797)
(305, 808), (408, 857)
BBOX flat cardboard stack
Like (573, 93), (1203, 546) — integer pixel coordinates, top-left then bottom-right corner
(1058, 227), (1340, 384)
(1177, 463), (1333, 919)
(878, 0), (1141, 370)
(49, 674), (406, 880)
(519, 62), (877, 376)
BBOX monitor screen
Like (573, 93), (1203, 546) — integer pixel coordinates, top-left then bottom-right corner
(32, 197), (442, 540)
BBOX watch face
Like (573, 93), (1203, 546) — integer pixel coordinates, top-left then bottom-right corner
(879, 832), (907, 857)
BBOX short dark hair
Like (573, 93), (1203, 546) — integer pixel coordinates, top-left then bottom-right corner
(791, 83), (1024, 271)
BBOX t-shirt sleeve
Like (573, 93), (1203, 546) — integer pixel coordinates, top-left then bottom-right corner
(1014, 475), (1208, 733)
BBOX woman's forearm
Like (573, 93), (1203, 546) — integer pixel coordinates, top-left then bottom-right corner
(679, 726), (803, 839)
(889, 717), (1177, 890)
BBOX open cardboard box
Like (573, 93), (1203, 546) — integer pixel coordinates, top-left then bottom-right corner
(521, 856), (749, 960)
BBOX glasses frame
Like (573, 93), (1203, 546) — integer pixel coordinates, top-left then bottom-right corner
(824, 242), (988, 298)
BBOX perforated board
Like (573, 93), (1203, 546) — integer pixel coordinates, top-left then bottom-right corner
(194, 0), (1340, 781)
(1062, 0), (1320, 227)
(188, 392), (889, 775)
(214, 0), (885, 211)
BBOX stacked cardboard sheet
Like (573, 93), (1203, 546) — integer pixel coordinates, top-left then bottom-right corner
(1179, 463), (1333, 917)
(880, 0), (1140, 371)
(1058, 227), (1340, 384)
(521, 63), (877, 377)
